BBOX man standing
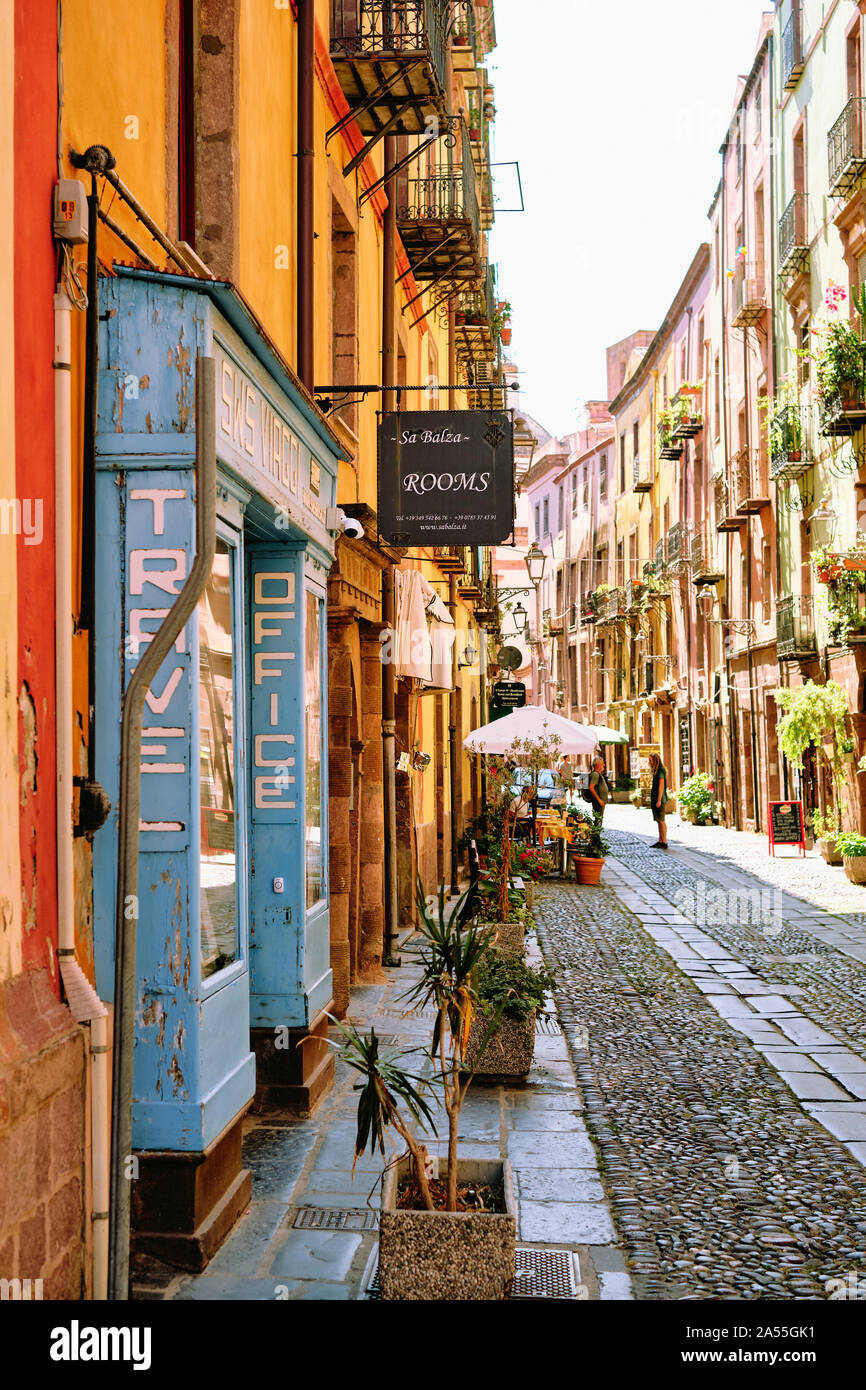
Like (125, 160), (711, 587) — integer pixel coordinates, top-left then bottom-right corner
(588, 755), (610, 822)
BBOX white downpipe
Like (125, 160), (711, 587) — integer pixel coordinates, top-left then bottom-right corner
(55, 287), (109, 1300)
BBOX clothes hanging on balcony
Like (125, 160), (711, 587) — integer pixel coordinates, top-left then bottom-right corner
(393, 569), (454, 685)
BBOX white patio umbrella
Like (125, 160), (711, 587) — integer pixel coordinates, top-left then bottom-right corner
(586, 724), (629, 746)
(463, 704), (599, 755)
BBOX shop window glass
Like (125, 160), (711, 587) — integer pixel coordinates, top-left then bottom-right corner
(305, 590), (325, 908)
(199, 538), (239, 979)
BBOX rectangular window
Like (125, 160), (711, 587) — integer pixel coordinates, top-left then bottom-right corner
(571, 474), (578, 515)
(762, 541), (771, 623)
(534, 504), (541, 540)
(616, 539), (624, 588)
(714, 354), (721, 438)
(543, 497), (550, 535)
(305, 589), (325, 909)
(557, 485), (564, 533)
(619, 433), (626, 493)
(755, 79), (762, 140)
(582, 466), (588, 509)
(599, 454), (607, 499)
(199, 537), (239, 980)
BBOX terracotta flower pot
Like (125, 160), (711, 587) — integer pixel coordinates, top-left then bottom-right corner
(500, 326), (512, 346)
(574, 856), (604, 885)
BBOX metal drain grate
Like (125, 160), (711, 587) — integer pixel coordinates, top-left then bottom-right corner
(535, 1016), (563, 1035)
(512, 1247), (577, 1299)
(364, 1247), (580, 1299)
(291, 1206), (378, 1232)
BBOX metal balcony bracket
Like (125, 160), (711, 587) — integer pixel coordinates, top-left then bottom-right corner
(326, 60), (425, 154)
(358, 134), (438, 206)
(401, 255), (476, 314)
(395, 226), (461, 282)
(341, 100), (420, 178)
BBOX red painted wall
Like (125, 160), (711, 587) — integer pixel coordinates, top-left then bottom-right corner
(15, 1), (58, 981)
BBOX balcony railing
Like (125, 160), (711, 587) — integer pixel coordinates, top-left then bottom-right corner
(829, 98), (866, 197)
(715, 472), (745, 532)
(658, 418), (684, 460)
(655, 538), (667, 569)
(396, 119), (480, 276)
(777, 594), (816, 661)
(769, 404), (811, 481)
(330, 1), (449, 136)
(633, 456), (652, 492)
(626, 577), (646, 610)
(732, 447), (770, 513)
(782, 7), (804, 91)
(819, 382), (866, 438)
(450, 3), (478, 71)
(732, 261), (767, 327)
(434, 545), (466, 572)
(671, 393), (703, 440)
(691, 530), (724, 585)
(778, 193), (809, 277)
(455, 261), (496, 356)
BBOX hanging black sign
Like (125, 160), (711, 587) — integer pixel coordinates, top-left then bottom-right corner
(378, 410), (514, 546)
(679, 714), (692, 780)
(492, 681), (526, 709)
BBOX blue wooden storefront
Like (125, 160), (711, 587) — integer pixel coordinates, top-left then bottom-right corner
(93, 268), (345, 1153)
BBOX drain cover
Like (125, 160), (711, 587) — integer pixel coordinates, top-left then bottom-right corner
(364, 1247), (581, 1300)
(290, 1206), (378, 1232)
(512, 1247), (578, 1299)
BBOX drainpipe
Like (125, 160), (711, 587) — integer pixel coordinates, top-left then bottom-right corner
(742, 136), (762, 832)
(108, 357), (216, 1300)
(297, 0), (314, 388)
(381, 134), (400, 962)
(720, 143), (740, 830)
(55, 286), (110, 1300)
(449, 574), (460, 894)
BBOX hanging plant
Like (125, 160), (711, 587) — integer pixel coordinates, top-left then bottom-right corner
(772, 680), (851, 827)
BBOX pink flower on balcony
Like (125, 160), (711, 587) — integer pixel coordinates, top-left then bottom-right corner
(825, 279), (847, 313)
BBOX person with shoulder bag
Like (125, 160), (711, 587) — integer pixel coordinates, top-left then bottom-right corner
(587, 756), (610, 823)
(648, 753), (670, 848)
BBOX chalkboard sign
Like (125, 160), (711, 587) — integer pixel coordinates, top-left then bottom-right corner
(768, 800), (805, 857)
(492, 681), (526, 709)
(679, 715), (692, 780)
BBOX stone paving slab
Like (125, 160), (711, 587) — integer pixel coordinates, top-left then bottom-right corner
(518, 1200), (617, 1245)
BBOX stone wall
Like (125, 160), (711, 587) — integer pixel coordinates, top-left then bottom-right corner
(0, 969), (86, 1298)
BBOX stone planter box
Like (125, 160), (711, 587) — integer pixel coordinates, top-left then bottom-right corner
(843, 856), (866, 884)
(463, 1010), (535, 1078)
(819, 839), (843, 866)
(379, 1157), (517, 1301)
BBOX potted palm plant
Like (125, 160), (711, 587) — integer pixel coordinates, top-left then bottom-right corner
(331, 884), (519, 1300)
(572, 813), (610, 885)
(811, 806), (844, 865)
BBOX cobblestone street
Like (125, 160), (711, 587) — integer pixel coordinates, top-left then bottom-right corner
(534, 806), (866, 1300)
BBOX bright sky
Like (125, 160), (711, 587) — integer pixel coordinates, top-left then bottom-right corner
(488, 0), (773, 437)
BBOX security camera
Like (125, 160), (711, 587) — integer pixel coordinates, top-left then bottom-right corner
(326, 506), (364, 539)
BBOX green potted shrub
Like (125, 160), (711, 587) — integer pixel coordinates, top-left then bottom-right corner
(572, 813), (610, 885)
(811, 807), (844, 865)
(773, 681), (851, 848)
(331, 883), (519, 1300)
(678, 772), (714, 825)
(835, 831), (866, 884)
(462, 950), (556, 1079)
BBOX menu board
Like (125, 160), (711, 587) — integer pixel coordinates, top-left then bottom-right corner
(768, 800), (805, 856)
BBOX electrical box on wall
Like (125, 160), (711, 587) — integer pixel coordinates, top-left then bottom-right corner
(53, 180), (89, 244)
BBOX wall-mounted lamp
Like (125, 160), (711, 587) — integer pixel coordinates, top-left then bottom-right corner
(697, 588), (755, 638)
(459, 637), (478, 667)
(525, 543), (546, 587)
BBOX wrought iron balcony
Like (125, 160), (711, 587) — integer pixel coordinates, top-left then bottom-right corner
(666, 523), (682, 568)
(667, 523), (693, 573)
(329, 1), (449, 139)
(455, 261), (496, 360)
(581, 593), (599, 624)
(658, 418), (683, 461)
(395, 118), (480, 279)
(782, 7), (804, 91)
(691, 530), (724, 586)
(828, 98), (866, 198)
(731, 261), (767, 327)
(732, 447), (770, 513)
(776, 594), (816, 661)
(778, 193), (809, 277)
(671, 393), (703, 440)
(769, 404), (811, 481)
(715, 472), (745, 532)
(819, 389), (866, 437)
(655, 538), (667, 569)
(625, 577), (646, 610)
(633, 456), (652, 492)
(450, 3), (478, 71)
(434, 545), (466, 571)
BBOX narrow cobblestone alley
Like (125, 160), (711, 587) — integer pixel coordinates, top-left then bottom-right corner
(534, 807), (866, 1300)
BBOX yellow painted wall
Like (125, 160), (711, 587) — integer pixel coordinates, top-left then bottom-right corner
(0, 8), (21, 983)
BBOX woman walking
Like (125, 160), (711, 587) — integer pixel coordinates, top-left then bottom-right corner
(648, 753), (668, 849)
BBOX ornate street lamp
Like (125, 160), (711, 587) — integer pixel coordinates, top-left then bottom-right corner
(525, 543), (546, 587)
